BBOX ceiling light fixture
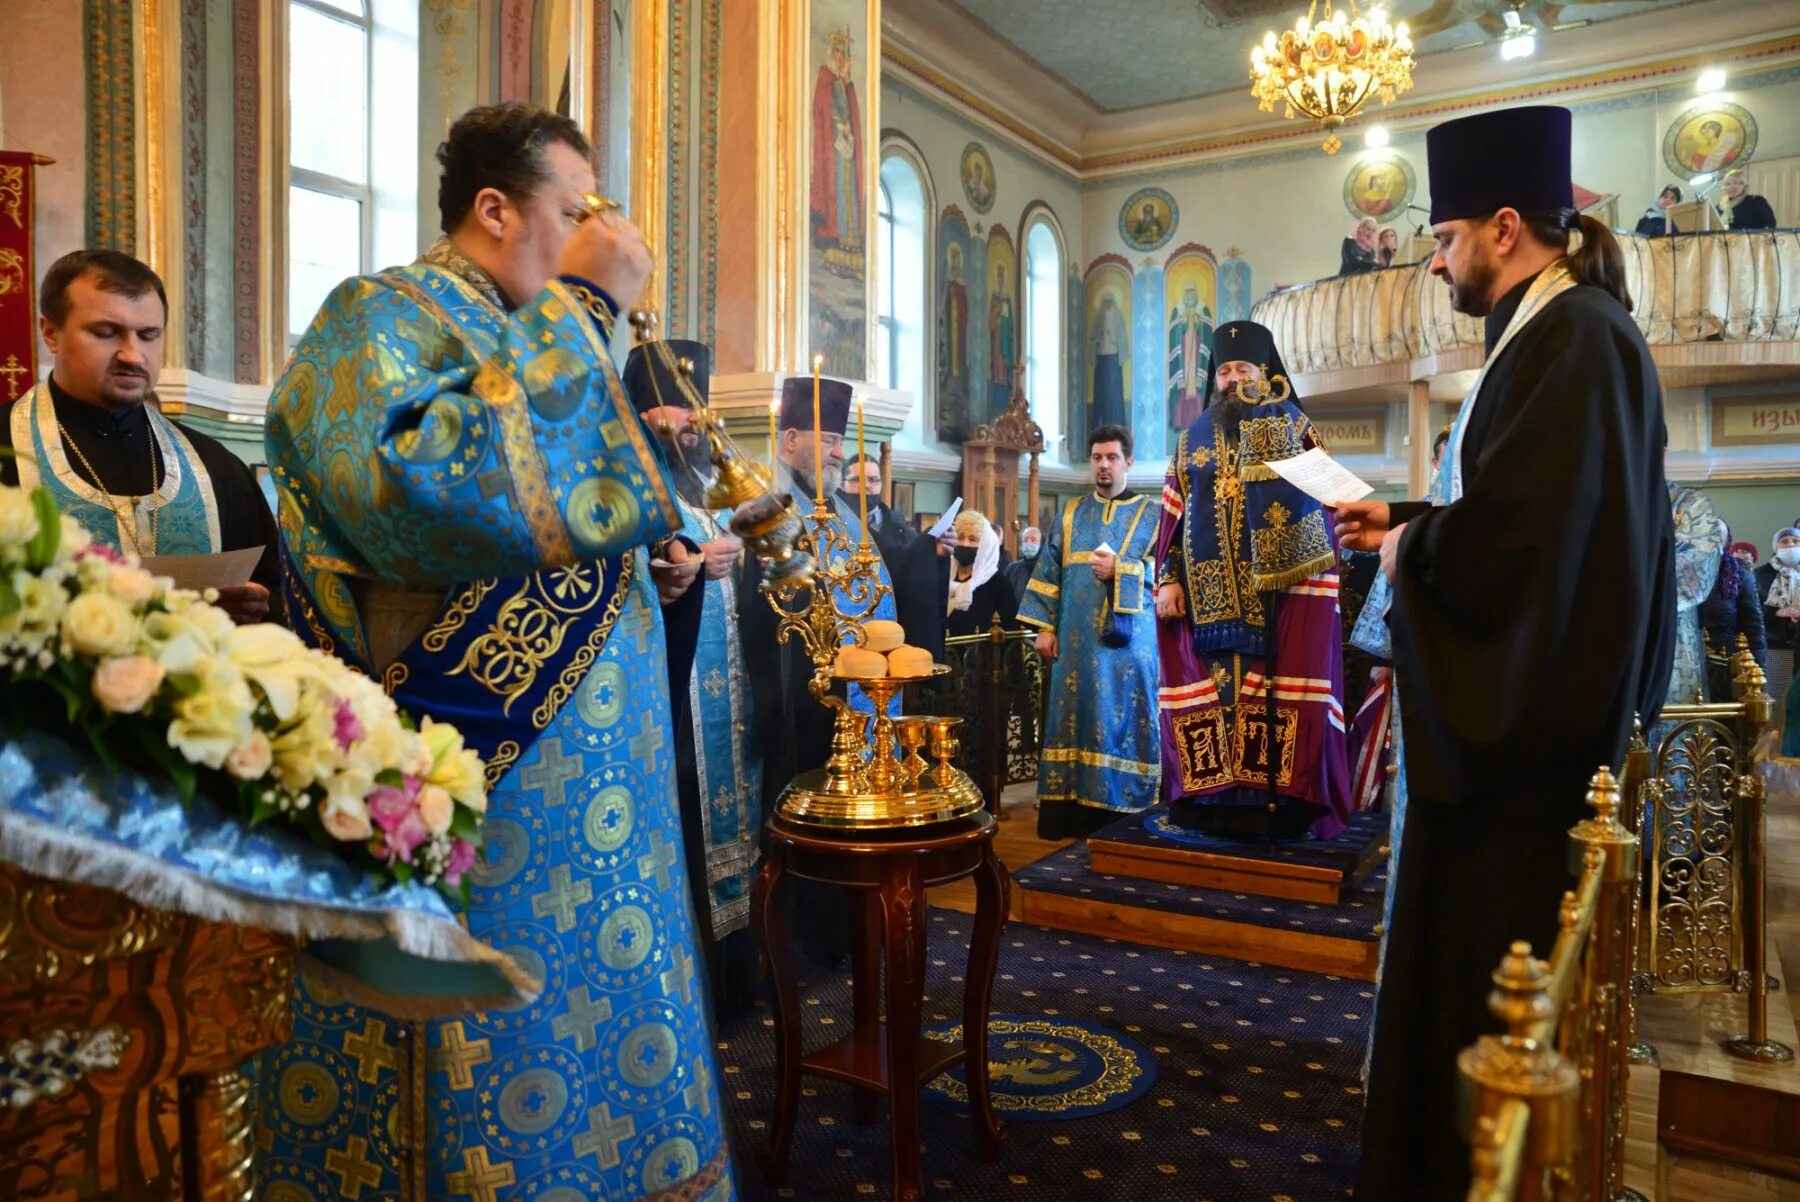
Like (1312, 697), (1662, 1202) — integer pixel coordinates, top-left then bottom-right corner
(1250, 0), (1415, 155)
(1498, 9), (1537, 61)
(1365, 124), (1390, 148)
(1696, 67), (1727, 94)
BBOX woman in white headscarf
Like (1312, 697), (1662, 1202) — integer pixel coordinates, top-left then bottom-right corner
(945, 510), (1016, 638)
(1759, 526), (1800, 698)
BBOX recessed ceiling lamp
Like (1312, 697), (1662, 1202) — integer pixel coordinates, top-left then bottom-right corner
(1696, 67), (1727, 94)
(1499, 9), (1537, 61)
(1365, 124), (1391, 148)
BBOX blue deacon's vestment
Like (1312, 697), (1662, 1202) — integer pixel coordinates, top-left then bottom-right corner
(674, 493), (761, 938)
(1018, 492), (1162, 814)
(259, 241), (732, 1201)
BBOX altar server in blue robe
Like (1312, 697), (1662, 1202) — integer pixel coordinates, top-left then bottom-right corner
(257, 103), (731, 1202)
(1019, 423), (1162, 839)
(1335, 104), (1675, 1200)
(624, 338), (764, 1017)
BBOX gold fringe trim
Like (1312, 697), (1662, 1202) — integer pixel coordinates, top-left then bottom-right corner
(1252, 552), (1335, 594)
(1239, 463), (1281, 483)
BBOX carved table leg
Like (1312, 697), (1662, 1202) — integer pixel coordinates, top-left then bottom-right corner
(965, 841), (1009, 1160)
(753, 842), (799, 1185)
(850, 887), (884, 1126)
(881, 857), (928, 1202)
(179, 1069), (256, 1202)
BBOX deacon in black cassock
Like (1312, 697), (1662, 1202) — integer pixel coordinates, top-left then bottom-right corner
(839, 450), (952, 660)
(1335, 106), (1676, 1199)
(2, 251), (277, 622)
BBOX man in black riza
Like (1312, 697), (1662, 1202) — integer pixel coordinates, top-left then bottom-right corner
(3, 251), (278, 622)
(839, 450), (953, 659)
(1335, 105), (1676, 1198)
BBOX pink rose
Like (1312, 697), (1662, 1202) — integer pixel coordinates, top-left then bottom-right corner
(80, 543), (125, 566)
(224, 731), (274, 781)
(367, 783), (413, 834)
(444, 838), (478, 887)
(90, 655), (165, 714)
(416, 784), (454, 836)
(332, 699), (365, 752)
(384, 812), (430, 864)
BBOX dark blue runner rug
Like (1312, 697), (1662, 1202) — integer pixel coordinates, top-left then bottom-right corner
(718, 911), (1372, 1200)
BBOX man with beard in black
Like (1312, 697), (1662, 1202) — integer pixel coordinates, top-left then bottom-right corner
(1334, 105), (1676, 1198)
(839, 450), (953, 658)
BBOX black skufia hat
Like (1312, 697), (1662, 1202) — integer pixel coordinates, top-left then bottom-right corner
(1205, 320), (1292, 407)
(779, 374), (853, 436)
(622, 339), (710, 415)
(1427, 105), (1574, 224)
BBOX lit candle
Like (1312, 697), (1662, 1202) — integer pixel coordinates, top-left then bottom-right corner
(811, 355), (824, 505)
(855, 399), (868, 541)
(768, 397), (779, 482)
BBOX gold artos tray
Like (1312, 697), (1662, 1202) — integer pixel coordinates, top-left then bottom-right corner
(775, 665), (987, 831)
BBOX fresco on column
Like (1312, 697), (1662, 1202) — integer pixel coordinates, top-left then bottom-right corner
(807, 2), (870, 376)
(1164, 243), (1219, 446)
(936, 205), (975, 442)
(983, 225), (1017, 427)
(1218, 248), (1254, 325)
(1082, 256), (1133, 446)
(1132, 262), (1166, 460)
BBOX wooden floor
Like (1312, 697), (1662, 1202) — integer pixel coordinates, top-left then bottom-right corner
(932, 783), (1800, 1198)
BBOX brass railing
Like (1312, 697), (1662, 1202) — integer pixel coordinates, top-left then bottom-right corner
(1635, 643), (1791, 1063)
(1255, 229), (1800, 376)
(1460, 768), (1641, 1202)
(908, 619), (1045, 812)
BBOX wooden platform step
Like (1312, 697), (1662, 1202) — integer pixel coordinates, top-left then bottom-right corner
(1086, 810), (1387, 904)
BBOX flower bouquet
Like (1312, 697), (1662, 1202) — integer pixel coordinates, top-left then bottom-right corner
(0, 481), (488, 903)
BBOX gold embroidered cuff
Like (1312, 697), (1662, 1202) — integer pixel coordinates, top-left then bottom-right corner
(1114, 563), (1145, 615)
(1026, 578), (1061, 598)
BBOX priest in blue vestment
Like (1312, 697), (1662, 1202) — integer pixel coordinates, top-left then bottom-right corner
(257, 103), (732, 1202)
(624, 338), (764, 1017)
(1018, 423), (1162, 839)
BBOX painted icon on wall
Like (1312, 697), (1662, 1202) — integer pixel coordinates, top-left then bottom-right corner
(937, 205), (976, 443)
(960, 142), (996, 214)
(1083, 257), (1134, 442)
(807, 8), (868, 376)
(1164, 245), (1219, 438)
(1118, 187), (1177, 253)
(1662, 101), (1757, 181)
(1343, 154), (1415, 220)
(984, 226), (1017, 426)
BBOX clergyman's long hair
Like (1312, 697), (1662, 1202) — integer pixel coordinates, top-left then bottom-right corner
(1519, 208), (1633, 312)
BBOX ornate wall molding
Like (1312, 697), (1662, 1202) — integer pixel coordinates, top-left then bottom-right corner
(83, 0), (137, 251)
(230, 0), (260, 384)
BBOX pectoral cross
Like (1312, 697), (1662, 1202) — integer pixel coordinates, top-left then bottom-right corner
(0, 355), (28, 401)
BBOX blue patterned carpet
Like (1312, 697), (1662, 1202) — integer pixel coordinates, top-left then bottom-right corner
(717, 911), (1372, 1200)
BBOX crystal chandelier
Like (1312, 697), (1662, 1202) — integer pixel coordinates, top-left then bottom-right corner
(1250, 0), (1415, 155)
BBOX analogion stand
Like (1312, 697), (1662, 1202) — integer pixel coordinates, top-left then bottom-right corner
(751, 811), (1009, 1202)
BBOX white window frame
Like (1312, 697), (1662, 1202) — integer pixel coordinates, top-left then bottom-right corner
(876, 178), (898, 390)
(289, 0), (375, 283)
(1022, 210), (1066, 458)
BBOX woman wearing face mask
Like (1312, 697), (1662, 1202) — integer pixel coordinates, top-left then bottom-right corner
(1003, 524), (1042, 609)
(1701, 526), (1767, 699)
(1757, 527), (1800, 698)
(945, 510), (1017, 638)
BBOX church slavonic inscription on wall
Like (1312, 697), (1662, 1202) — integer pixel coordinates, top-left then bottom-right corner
(1710, 393), (1800, 448)
(1313, 410), (1388, 456)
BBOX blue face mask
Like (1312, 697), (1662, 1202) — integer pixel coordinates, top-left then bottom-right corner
(1019, 542), (1041, 560)
(1777, 547), (1800, 566)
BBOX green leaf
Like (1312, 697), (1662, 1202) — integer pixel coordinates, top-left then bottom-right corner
(0, 572), (18, 621)
(375, 768), (403, 788)
(449, 807), (482, 844)
(26, 487), (60, 570)
(132, 724), (197, 807)
(84, 717), (118, 780)
(44, 674), (84, 724)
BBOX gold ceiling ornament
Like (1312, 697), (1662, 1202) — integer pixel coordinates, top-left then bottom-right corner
(1250, 0), (1416, 155)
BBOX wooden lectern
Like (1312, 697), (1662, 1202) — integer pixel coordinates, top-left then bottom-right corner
(958, 367), (1045, 555)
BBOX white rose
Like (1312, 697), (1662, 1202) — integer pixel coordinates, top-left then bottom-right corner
(62, 590), (140, 658)
(320, 794), (374, 842)
(7, 572), (67, 636)
(224, 730), (274, 780)
(104, 565), (159, 608)
(167, 670), (255, 769)
(0, 489), (37, 551)
(91, 655), (166, 714)
(416, 784), (454, 836)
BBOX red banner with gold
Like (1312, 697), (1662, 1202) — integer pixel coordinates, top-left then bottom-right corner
(0, 151), (42, 404)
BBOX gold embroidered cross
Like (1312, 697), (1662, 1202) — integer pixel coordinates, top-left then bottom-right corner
(1264, 501), (1292, 528)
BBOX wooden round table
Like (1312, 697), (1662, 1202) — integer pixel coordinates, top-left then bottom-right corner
(751, 810), (1009, 1202)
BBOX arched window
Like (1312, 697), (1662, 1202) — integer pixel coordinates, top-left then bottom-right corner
(1024, 216), (1064, 451)
(876, 152), (927, 402)
(286, 0), (418, 343)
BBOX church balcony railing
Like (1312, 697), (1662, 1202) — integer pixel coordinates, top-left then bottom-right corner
(1458, 767), (1641, 1202)
(1253, 228), (1800, 402)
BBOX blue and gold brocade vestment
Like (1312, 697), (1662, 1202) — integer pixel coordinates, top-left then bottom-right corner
(1018, 492), (1162, 814)
(258, 242), (733, 1202)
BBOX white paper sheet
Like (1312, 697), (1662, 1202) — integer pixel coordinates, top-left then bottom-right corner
(1262, 447), (1374, 505)
(141, 545), (263, 592)
(927, 497), (964, 539)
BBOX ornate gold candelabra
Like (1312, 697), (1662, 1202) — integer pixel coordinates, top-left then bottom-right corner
(763, 475), (985, 831)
